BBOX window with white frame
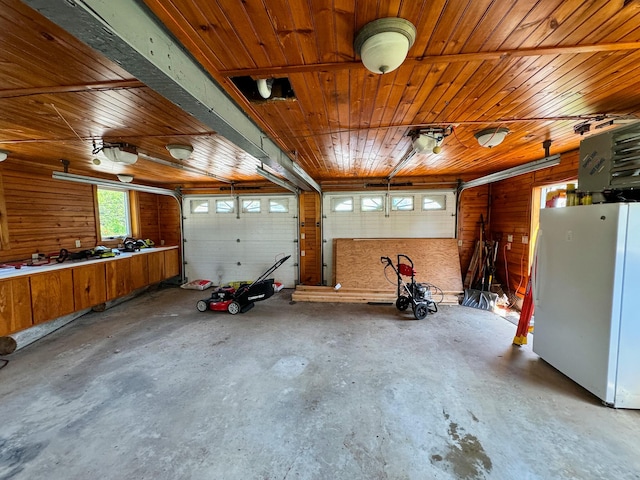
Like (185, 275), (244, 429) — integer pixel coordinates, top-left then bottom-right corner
(97, 187), (131, 239)
(190, 199), (209, 214)
(361, 196), (384, 212)
(391, 196), (414, 211)
(242, 199), (261, 213)
(422, 195), (446, 210)
(216, 199), (235, 213)
(331, 197), (353, 212)
(269, 198), (289, 213)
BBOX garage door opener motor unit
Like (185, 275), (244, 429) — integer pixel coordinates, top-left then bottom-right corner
(381, 255), (438, 320)
(196, 255), (290, 315)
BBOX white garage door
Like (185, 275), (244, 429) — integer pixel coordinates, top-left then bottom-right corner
(322, 190), (456, 284)
(183, 195), (298, 287)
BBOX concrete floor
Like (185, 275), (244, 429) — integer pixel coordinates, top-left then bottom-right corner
(1, 287), (639, 480)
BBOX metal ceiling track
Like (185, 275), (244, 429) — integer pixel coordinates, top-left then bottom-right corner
(23, 0), (320, 193)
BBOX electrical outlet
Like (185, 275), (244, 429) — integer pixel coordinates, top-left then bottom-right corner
(506, 243), (511, 250)
(75, 240), (81, 248)
(507, 234), (513, 242)
(458, 239), (463, 247)
(522, 235), (528, 244)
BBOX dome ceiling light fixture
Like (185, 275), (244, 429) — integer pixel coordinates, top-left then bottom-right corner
(0, 149), (9, 162)
(475, 127), (510, 148)
(166, 144), (193, 160)
(354, 17), (417, 74)
(117, 174), (134, 183)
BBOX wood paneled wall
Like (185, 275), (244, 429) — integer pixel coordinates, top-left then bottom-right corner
(0, 162), (181, 264)
(489, 150), (580, 298)
(299, 191), (321, 285)
(457, 185), (490, 277)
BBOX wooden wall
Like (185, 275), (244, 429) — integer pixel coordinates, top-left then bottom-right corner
(457, 184), (490, 277)
(298, 191), (321, 285)
(0, 162), (181, 264)
(489, 150), (580, 298)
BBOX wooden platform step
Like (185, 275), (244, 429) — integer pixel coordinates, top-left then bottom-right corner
(291, 286), (461, 306)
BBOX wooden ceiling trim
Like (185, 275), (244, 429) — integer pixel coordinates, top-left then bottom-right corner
(0, 80), (145, 100)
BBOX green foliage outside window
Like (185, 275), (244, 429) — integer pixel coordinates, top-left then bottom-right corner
(98, 188), (130, 238)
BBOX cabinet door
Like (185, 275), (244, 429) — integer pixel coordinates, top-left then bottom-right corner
(73, 263), (107, 310)
(0, 277), (33, 336)
(130, 254), (149, 290)
(106, 258), (132, 300)
(147, 251), (164, 284)
(163, 249), (180, 279)
(30, 270), (75, 324)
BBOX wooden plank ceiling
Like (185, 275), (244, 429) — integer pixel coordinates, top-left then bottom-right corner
(2, 0), (640, 188)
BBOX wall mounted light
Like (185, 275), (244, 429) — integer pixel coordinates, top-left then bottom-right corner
(166, 144), (193, 160)
(475, 127), (510, 148)
(0, 149), (9, 162)
(117, 174), (134, 183)
(354, 17), (416, 74)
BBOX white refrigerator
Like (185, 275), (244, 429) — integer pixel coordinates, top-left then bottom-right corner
(533, 202), (640, 408)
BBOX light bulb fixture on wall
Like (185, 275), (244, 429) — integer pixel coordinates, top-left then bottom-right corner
(166, 144), (193, 160)
(117, 174), (134, 183)
(475, 127), (510, 148)
(354, 17), (416, 74)
(0, 149), (9, 162)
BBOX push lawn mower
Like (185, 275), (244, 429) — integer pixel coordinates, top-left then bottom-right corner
(196, 255), (290, 315)
(381, 254), (441, 320)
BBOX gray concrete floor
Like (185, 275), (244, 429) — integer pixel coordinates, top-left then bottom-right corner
(1, 287), (639, 480)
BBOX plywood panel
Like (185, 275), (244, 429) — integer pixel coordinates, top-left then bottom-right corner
(0, 277), (32, 335)
(30, 269), (74, 324)
(72, 263), (107, 310)
(334, 238), (463, 292)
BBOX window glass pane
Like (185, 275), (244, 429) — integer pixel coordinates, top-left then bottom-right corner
(331, 197), (353, 212)
(422, 195), (446, 210)
(216, 199), (235, 213)
(97, 188), (130, 238)
(361, 196), (384, 212)
(190, 200), (209, 213)
(391, 196), (414, 211)
(269, 198), (289, 213)
(242, 199), (261, 213)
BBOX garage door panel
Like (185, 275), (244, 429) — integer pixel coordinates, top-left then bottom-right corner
(183, 195), (297, 287)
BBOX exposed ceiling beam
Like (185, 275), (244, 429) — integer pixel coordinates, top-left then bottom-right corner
(220, 41), (640, 77)
(22, 0), (320, 193)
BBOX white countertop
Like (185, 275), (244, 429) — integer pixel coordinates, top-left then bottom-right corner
(0, 246), (179, 280)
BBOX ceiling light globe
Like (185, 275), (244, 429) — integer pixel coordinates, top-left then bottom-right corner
(0, 150), (8, 162)
(117, 174), (134, 183)
(166, 144), (193, 160)
(355, 18), (416, 75)
(475, 128), (510, 148)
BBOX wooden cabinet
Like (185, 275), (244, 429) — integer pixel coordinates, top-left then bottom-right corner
(72, 263), (107, 310)
(0, 277), (33, 336)
(130, 254), (149, 290)
(30, 270), (75, 324)
(106, 258), (132, 301)
(147, 251), (164, 284)
(163, 248), (180, 279)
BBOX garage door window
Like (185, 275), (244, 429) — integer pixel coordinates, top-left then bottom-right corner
(391, 196), (413, 211)
(97, 187), (131, 239)
(190, 200), (209, 213)
(422, 195), (446, 210)
(269, 198), (289, 213)
(361, 196), (384, 212)
(331, 197), (353, 212)
(242, 199), (261, 213)
(216, 199), (235, 213)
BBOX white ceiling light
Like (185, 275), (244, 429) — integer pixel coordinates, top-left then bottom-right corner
(475, 127), (510, 148)
(354, 17), (416, 74)
(0, 149), (8, 162)
(102, 145), (138, 164)
(117, 174), (134, 183)
(166, 144), (193, 160)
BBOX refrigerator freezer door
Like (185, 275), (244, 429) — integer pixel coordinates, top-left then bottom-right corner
(533, 204), (627, 405)
(613, 203), (640, 408)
